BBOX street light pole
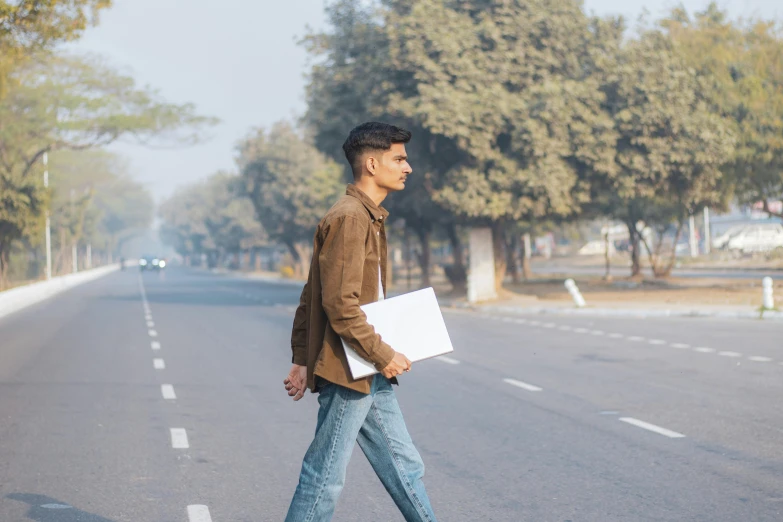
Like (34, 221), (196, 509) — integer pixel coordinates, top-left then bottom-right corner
(43, 153), (52, 280)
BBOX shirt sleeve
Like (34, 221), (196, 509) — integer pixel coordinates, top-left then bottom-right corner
(319, 215), (395, 371)
(290, 281), (309, 366)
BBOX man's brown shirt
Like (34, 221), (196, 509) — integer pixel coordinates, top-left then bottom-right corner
(290, 185), (395, 394)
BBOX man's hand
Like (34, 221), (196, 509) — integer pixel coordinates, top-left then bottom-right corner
(381, 352), (412, 379)
(284, 364), (308, 401)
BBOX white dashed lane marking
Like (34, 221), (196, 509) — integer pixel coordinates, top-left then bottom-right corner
(161, 384), (177, 400)
(438, 356), (460, 365)
(503, 378), (543, 392)
(648, 339), (666, 345)
(627, 336), (645, 342)
(187, 505), (212, 522)
(591, 330), (604, 336)
(748, 356), (773, 362)
(147, 321), (155, 328)
(608, 333), (624, 339)
(619, 417), (686, 439)
(718, 351), (742, 357)
(694, 347), (716, 353)
(671, 343), (690, 349)
(148, 329), (158, 337)
(171, 428), (189, 449)
(574, 327), (588, 334)
(153, 358), (166, 370)
(151, 341), (161, 351)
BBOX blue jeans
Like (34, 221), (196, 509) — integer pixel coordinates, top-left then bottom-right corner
(285, 375), (437, 522)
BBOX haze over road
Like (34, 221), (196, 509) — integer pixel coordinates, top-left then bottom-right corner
(1, 269), (781, 521)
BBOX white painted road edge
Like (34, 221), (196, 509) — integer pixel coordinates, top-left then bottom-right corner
(171, 428), (190, 449)
(187, 505), (213, 522)
(619, 417), (685, 438)
(503, 378), (543, 392)
(0, 265), (119, 320)
(161, 384), (177, 400)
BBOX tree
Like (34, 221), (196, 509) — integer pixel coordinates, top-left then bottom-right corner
(0, 0), (112, 93)
(238, 122), (343, 276)
(662, 5), (783, 220)
(389, 0), (618, 289)
(594, 29), (735, 277)
(0, 53), (215, 287)
(302, 0), (467, 288)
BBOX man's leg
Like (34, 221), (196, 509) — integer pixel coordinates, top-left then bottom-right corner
(356, 376), (438, 522)
(285, 383), (373, 522)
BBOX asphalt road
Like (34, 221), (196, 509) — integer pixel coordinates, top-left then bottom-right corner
(1, 268), (781, 521)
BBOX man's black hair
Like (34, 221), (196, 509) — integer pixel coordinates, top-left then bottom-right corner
(342, 122), (412, 179)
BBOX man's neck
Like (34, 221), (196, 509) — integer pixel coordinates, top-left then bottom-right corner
(353, 178), (388, 206)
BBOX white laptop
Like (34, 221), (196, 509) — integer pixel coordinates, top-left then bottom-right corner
(341, 287), (455, 379)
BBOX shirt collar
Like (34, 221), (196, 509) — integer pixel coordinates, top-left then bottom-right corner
(346, 184), (390, 222)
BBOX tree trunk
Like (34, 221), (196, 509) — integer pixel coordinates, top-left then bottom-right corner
(444, 222), (467, 292)
(627, 221), (641, 277)
(491, 221), (507, 292)
(294, 243), (312, 278)
(0, 243), (8, 290)
(414, 227), (431, 288)
(508, 234), (521, 284)
(521, 233), (532, 280)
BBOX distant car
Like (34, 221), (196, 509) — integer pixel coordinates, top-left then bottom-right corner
(712, 225), (746, 250)
(726, 224), (783, 254)
(139, 256), (167, 271)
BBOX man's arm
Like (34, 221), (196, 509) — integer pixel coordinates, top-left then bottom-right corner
(319, 215), (395, 371)
(290, 281), (309, 366)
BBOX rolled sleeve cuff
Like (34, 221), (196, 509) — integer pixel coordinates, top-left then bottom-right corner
(292, 347), (308, 366)
(371, 342), (396, 372)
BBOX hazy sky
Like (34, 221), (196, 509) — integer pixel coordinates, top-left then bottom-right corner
(70, 0), (781, 202)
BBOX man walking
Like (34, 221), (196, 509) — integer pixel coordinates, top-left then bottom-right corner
(283, 122), (438, 522)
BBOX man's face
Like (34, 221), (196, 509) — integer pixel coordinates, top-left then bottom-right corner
(372, 143), (412, 192)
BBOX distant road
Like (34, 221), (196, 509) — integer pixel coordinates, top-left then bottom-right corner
(1, 268), (782, 520)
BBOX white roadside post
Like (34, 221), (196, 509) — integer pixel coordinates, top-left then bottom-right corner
(762, 277), (775, 311)
(565, 278), (586, 308)
(703, 208), (711, 255)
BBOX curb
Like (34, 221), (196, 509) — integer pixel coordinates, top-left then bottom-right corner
(0, 265), (120, 320)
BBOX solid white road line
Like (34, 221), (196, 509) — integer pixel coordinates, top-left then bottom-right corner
(671, 343), (690, 349)
(171, 428), (189, 449)
(619, 417), (685, 438)
(648, 339), (666, 345)
(437, 356), (460, 365)
(627, 336), (645, 342)
(151, 341), (161, 351)
(748, 356), (773, 362)
(503, 378), (543, 392)
(187, 505), (212, 522)
(718, 351), (742, 358)
(694, 347), (716, 353)
(161, 384), (177, 400)
(153, 358), (166, 370)
(148, 329), (158, 337)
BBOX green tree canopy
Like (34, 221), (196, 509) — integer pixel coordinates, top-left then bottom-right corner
(0, 53), (216, 287)
(237, 121), (344, 275)
(662, 4), (783, 219)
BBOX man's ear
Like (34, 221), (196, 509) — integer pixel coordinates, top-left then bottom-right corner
(365, 155), (378, 176)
